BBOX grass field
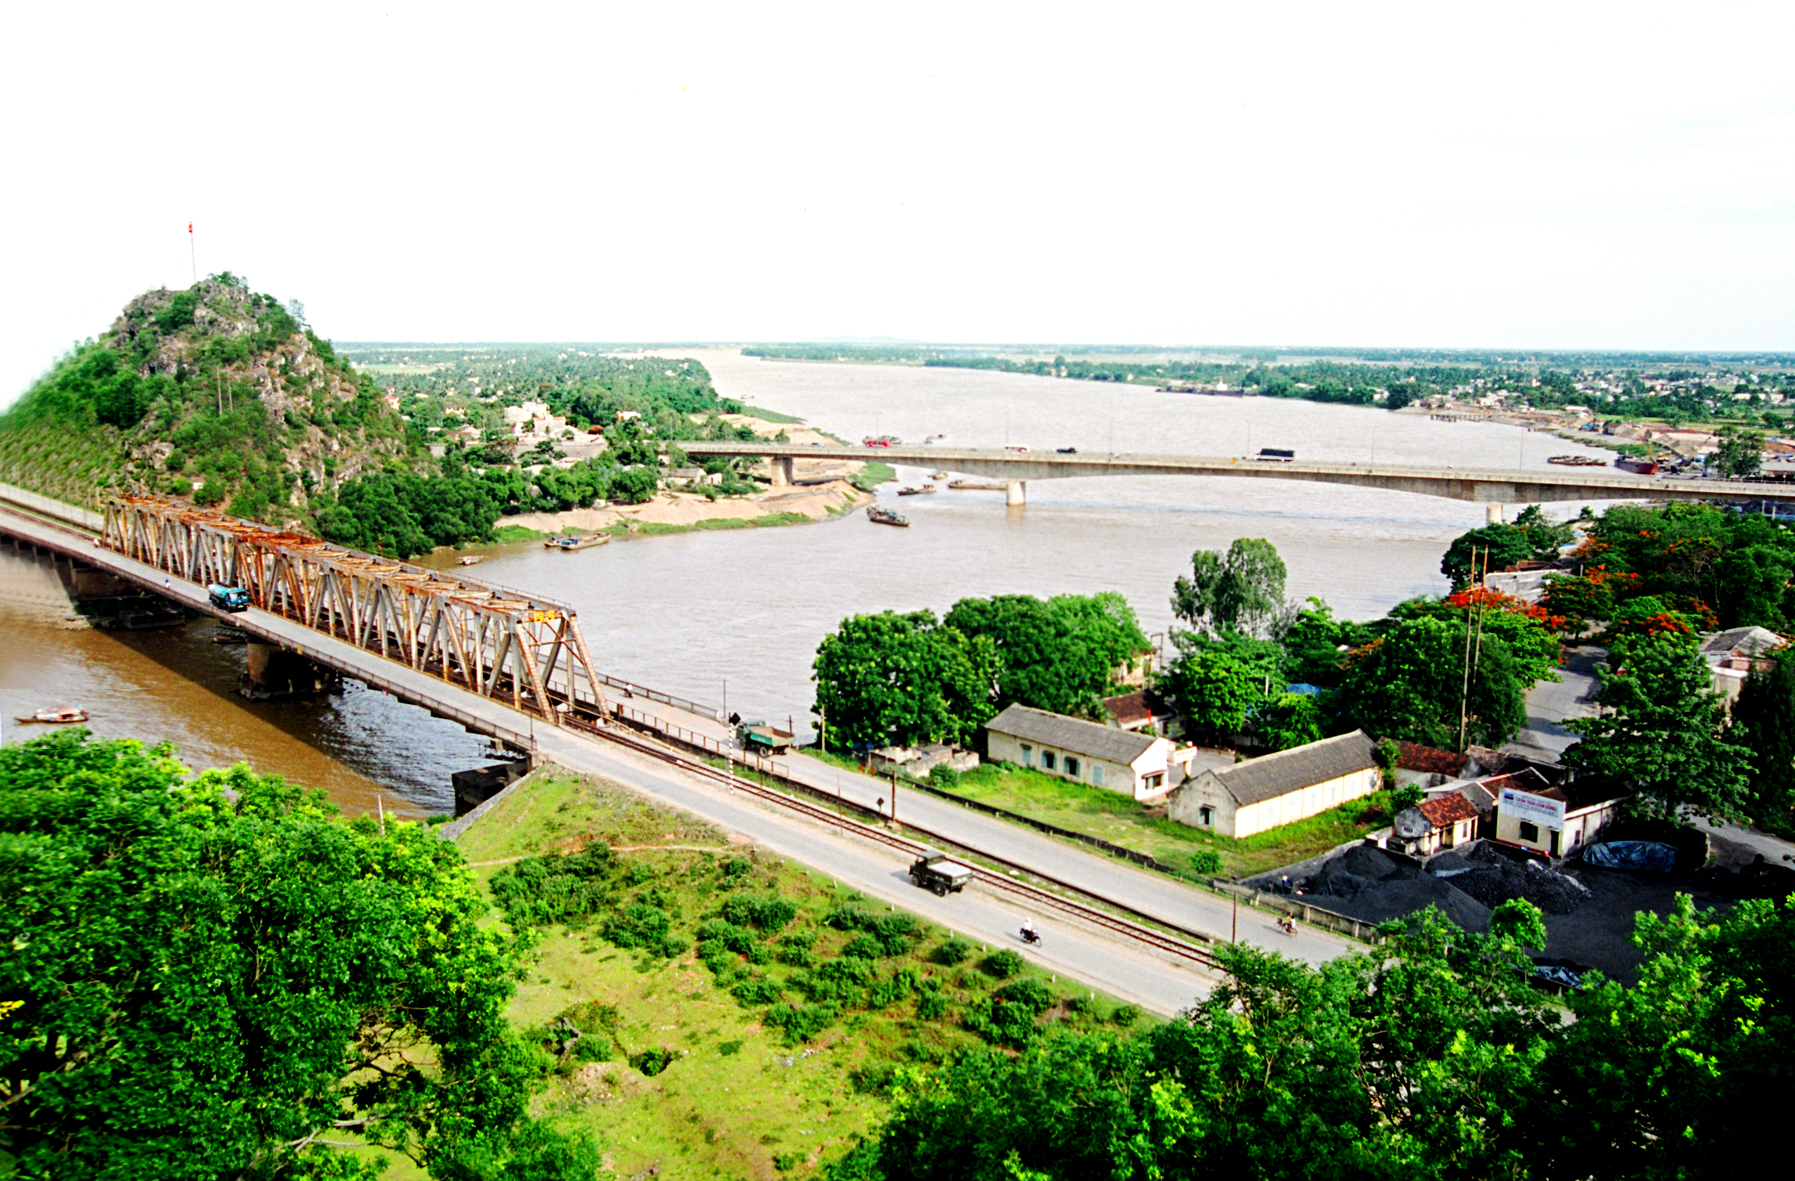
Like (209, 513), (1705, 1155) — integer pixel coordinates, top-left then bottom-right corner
(918, 761), (1403, 881)
(736, 404), (806, 424)
(453, 769), (1144, 1179)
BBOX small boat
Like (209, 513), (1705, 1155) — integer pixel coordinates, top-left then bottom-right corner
(545, 533), (610, 551)
(457, 554), (486, 566)
(931, 470), (949, 480)
(896, 484), (938, 496)
(948, 479), (1007, 491)
(16, 706), (87, 724)
(1547, 455), (1606, 467)
(867, 507), (910, 527)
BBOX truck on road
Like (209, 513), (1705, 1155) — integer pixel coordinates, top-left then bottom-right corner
(207, 583), (250, 612)
(735, 719), (794, 754)
(908, 848), (975, 896)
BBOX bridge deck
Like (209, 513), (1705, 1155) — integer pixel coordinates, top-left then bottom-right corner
(682, 441), (1795, 504)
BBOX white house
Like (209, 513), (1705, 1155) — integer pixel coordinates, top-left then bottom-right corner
(1166, 730), (1380, 839)
(983, 704), (1194, 801)
(1492, 774), (1626, 859)
(1698, 626), (1784, 703)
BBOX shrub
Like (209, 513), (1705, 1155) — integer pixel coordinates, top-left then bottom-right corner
(696, 918), (758, 956)
(928, 764), (962, 790)
(915, 989), (950, 1020)
(721, 857), (753, 882)
(1110, 1003), (1143, 1027)
(1188, 849), (1224, 876)
(993, 978), (1054, 1016)
(867, 968), (919, 1009)
(572, 1035), (612, 1062)
(932, 936), (973, 966)
(603, 901), (672, 951)
(980, 950), (1025, 979)
(778, 930), (817, 967)
(840, 933), (885, 960)
(731, 975), (782, 1007)
(721, 893), (797, 932)
(629, 1047), (674, 1076)
(764, 1002), (838, 1045)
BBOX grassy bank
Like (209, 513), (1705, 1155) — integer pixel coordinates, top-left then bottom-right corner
(490, 523), (551, 543)
(928, 762), (1403, 880)
(456, 769), (1144, 1179)
(852, 461), (895, 491)
(737, 404), (806, 424)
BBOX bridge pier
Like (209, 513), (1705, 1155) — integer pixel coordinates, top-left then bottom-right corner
(241, 640), (338, 701)
(1486, 503), (1505, 524)
(1006, 479), (1026, 507)
(769, 455), (794, 489)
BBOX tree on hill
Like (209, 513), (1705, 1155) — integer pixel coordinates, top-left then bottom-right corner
(1564, 634), (1754, 823)
(0, 730), (598, 1180)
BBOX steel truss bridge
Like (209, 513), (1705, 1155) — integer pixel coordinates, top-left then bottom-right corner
(101, 495), (607, 726)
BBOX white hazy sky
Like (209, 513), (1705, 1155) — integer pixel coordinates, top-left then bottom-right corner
(3, 2), (1793, 399)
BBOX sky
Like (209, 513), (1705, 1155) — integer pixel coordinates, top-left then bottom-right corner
(3, 1), (1793, 400)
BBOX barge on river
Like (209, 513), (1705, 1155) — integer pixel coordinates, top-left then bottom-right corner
(867, 506), (910, 527)
(544, 533), (610, 551)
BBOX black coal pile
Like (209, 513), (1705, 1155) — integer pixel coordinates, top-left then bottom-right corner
(1302, 843), (1493, 932)
(1429, 842), (1591, 915)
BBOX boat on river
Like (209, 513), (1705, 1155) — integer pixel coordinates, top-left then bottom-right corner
(931, 470), (949, 480)
(1547, 455), (1606, 467)
(947, 479), (1008, 491)
(457, 554), (486, 565)
(16, 706), (88, 724)
(545, 533), (610, 551)
(867, 507), (910, 528)
(897, 484), (938, 496)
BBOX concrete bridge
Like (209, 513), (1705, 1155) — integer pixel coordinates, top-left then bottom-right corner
(684, 441), (1795, 515)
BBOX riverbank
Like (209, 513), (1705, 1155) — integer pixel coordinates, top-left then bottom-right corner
(486, 479), (873, 544)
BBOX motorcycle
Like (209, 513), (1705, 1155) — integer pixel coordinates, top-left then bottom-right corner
(1020, 926), (1042, 946)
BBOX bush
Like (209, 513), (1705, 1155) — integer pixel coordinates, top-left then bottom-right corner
(764, 1002), (839, 1046)
(721, 893), (798, 932)
(1188, 849), (1224, 876)
(993, 978), (1054, 1016)
(778, 930), (817, 967)
(603, 901), (672, 951)
(841, 933), (886, 960)
(1110, 1003), (1143, 1027)
(629, 1047), (674, 1076)
(915, 989), (950, 1020)
(933, 936), (974, 966)
(981, 950), (1026, 979)
(731, 975), (782, 1007)
(928, 764), (962, 790)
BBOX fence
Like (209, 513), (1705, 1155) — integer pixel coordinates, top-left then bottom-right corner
(904, 777), (1190, 876)
(595, 674), (723, 721)
(603, 704), (785, 780)
(1206, 879), (1383, 943)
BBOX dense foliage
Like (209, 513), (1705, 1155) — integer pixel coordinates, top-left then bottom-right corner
(0, 731), (596, 1180)
(832, 892), (1794, 1181)
(812, 593), (1150, 749)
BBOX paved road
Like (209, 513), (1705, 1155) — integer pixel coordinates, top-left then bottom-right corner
(622, 697), (1356, 966)
(0, 506), (1238, 1013)
(1505, 645), (1602, 762)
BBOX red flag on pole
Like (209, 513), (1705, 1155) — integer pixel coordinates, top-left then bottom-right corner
(187, 223), (193, 233)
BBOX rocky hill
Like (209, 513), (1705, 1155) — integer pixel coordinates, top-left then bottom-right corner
(0, 274), (416, 525)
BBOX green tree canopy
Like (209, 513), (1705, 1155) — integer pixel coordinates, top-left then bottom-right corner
(1564, 634), (1754, 823)
(1440, 523), (1537, 588)
(1172, 538), (1290, 638)
(812, 611), (1000, 749)
(1732, 647), (1795, 834)
(943, 592), (1148, 718)
(0, 730), (596, 1180)
(1336, 615), (1527, 749)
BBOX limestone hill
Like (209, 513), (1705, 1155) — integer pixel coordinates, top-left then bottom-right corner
(0, 274), (415, 526)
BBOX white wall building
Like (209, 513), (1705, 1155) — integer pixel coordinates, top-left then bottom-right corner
(1166, 730), (1380, 839)
(983, 704), (1194, 801)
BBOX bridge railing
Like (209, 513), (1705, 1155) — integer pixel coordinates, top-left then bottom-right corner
(594, 675), (723, 721)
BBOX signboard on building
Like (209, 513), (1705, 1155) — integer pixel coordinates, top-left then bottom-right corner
(1499, 787), (1566, 831)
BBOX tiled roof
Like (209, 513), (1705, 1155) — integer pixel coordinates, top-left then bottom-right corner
(1101, 690), (1155, 727)
(1699, 626), (1785, 659)
(1208, 730), (1379, 806)
(984, 704), (1161, 766)
(1398, 742), (1470, 776)
(1418, 793), (1482, 827)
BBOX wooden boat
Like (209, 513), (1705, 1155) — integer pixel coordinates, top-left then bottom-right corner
(896, 484), (938, 496)
(867, 506), (910, 527)
(931, 470), (949, 480)
(947, 479), (1007, 491)
(16, 706), (87, 724)
(457, 554), (485, 565)
(1547, 455), (1605, 467)
(545, 533), (610, 551)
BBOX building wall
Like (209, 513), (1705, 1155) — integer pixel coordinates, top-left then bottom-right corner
(1166, 772), (1240, 835)
(986, 729), (1164, 799)
(1415, 816), (1479, 857)
(1230, 767), (1381, 840)
(1495, 799), (1620, 857)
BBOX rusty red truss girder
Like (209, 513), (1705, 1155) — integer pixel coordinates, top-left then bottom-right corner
(101, 495), (606, 724)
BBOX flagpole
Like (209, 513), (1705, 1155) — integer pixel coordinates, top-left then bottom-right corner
(188, 222), (196, 284)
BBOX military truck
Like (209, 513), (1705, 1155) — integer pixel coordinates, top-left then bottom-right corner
(908, 848), (975, 896)
(735, 719), (794, 754)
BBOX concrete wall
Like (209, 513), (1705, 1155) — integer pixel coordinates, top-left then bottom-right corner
(1416, 816), (1479, 857)
(1495, 799), (1620, 858)
(986, 728), (1171, 800)
(1169, 765), (1379, 839)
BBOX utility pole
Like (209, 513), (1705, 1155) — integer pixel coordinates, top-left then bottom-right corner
(1457, 546), (1477, 751)
(188, 221), (196, 284)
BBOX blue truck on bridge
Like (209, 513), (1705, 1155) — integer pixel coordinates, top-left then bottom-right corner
(207, 583), (250, 612)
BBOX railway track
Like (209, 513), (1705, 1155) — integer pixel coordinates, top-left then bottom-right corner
(572, 716), (1222, 972)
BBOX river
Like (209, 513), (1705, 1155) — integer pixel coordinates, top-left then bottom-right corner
(3, 352), (1614, 811)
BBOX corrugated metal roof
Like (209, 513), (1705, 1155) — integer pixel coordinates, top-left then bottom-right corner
(1209, 730), (1379, 806)
(984, 703), (1161, 765)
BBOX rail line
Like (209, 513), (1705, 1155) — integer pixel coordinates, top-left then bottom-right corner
(570, 716), (1222, 971)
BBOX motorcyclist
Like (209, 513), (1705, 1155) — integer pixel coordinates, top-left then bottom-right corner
(1020, 920), (1039, 943)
